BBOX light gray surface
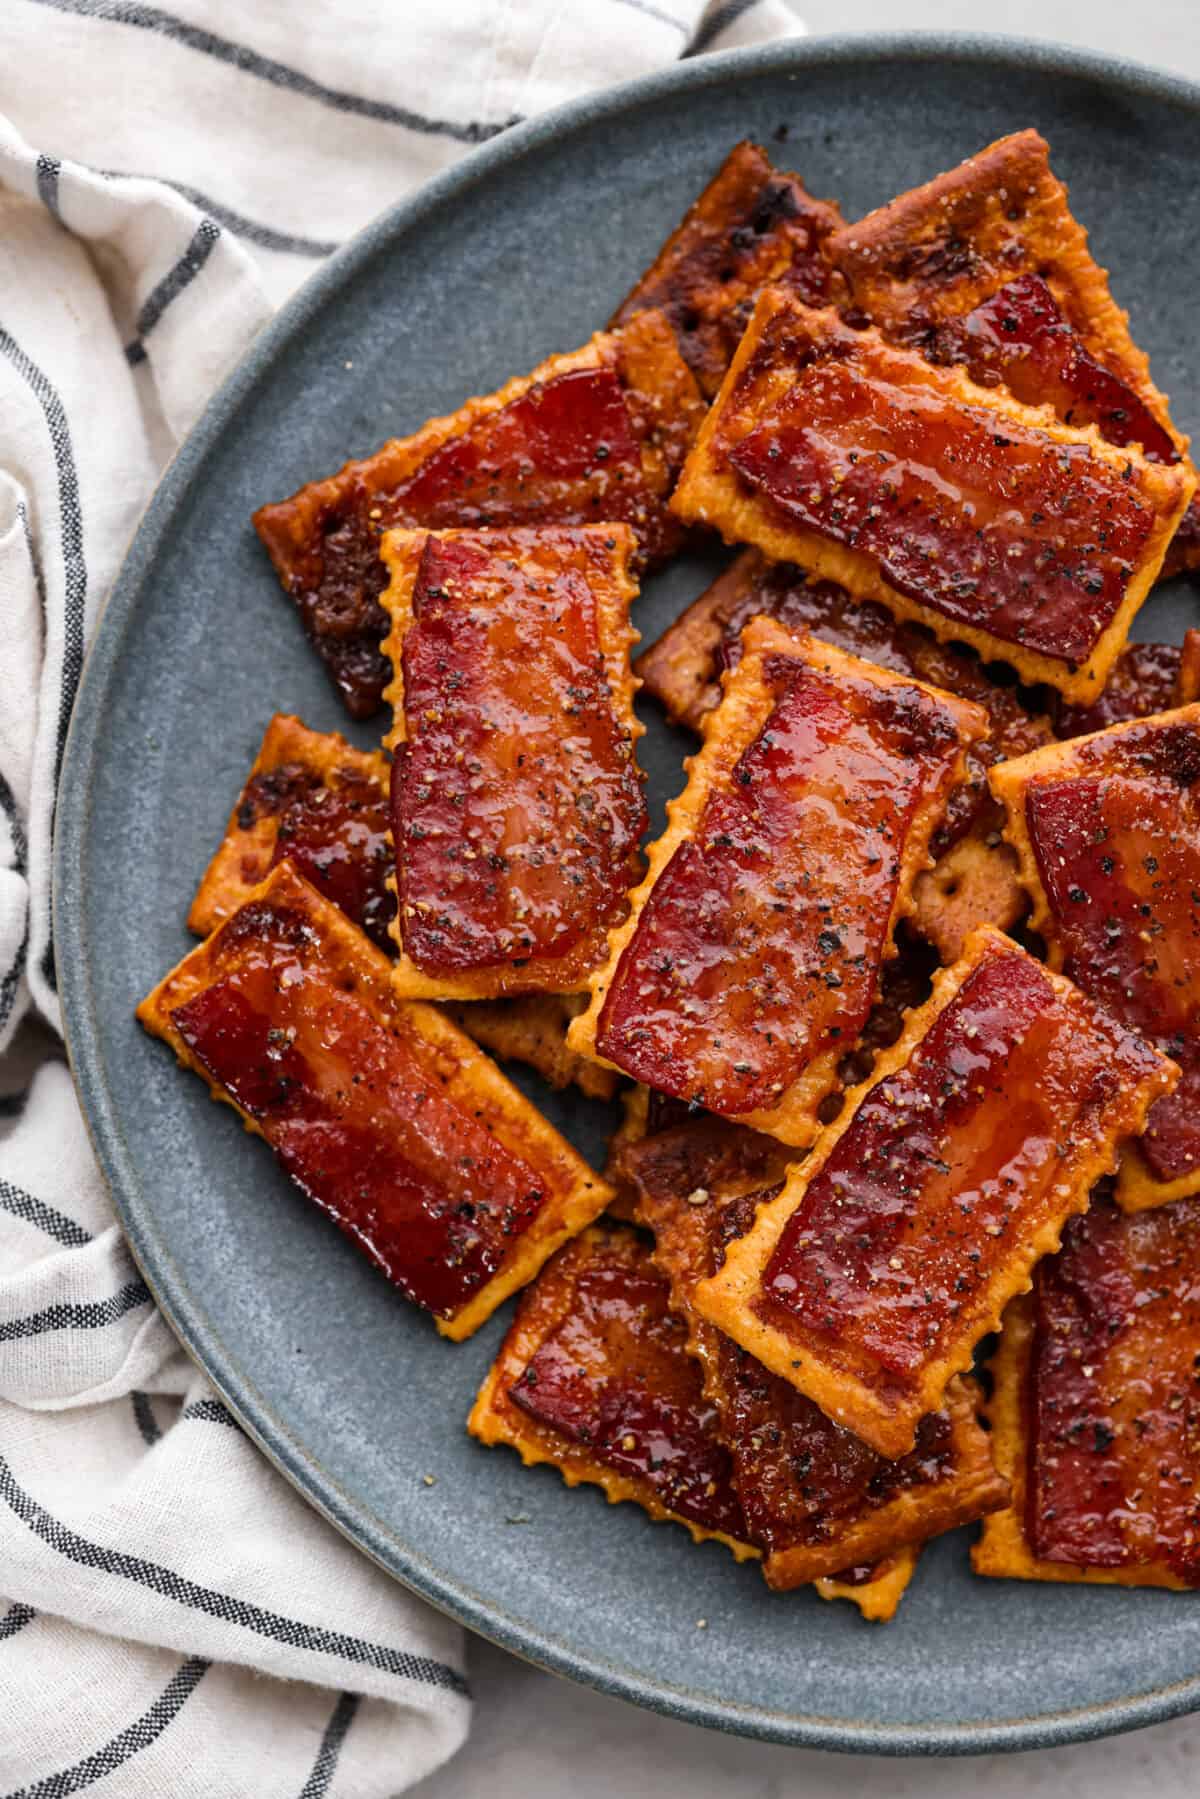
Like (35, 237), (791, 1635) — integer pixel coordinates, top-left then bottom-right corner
(413, 7), (1200, 1793)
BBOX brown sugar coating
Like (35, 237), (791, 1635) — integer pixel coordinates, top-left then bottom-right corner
(976, 1192), (1200, 1589)
(139, 865), (610, 1340)
(620, 1123), (1007, 1591)
(468, 1224), (756, 1554)
(572, 621), (984, 1144)
(696, 927), (1177, 1457)
(992, 709), (1200, 1204)
(610, 139), (844, 397)
(254, 312), (703, 717)
(381, 525), (645, 998)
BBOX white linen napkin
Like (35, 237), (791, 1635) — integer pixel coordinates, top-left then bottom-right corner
(0, 2), (802, 1792)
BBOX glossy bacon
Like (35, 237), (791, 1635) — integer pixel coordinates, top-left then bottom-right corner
(1052, 639), (1183, 739)
(828, 131), (1197, 579)
(253, 311), (704, 718)
(992, 708), (1200, 1207)
(138, 864), (611, 1339)
(380, 525), (646, 998)
(672, 295), (1193, 700)
(469, 1224), (757, 1554)
(636, 548), (1051, 856)
(928, 273), (1178, 459)
(930, 273), (1200, 586)
(635, 550), (1050, 959)
(610, 140), (844, 397)
(186, 717), (613, 1098)
(569, 619), (986, 1146)
(975, 1192), (1200, 1588)
(620, 1124), (1007, 1595)
(696, 926), (1176, 1457)
(188, 715), (394, 951)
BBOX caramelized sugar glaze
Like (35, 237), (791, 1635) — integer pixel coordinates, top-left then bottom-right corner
(620, 1124), (1007, 1590)
(381, 525), (645, 997)
(993, 709), (1200, 1204)
(637, 548), (1050, 856)
(139, 865), (610, 1338)
(469, 1224), (756, 1553)
(827, 128), (1200, 577)
(571, 620), (984, 1141)
(697, 928), (1176, 1456)
(254, 312), (703, 717)
(188, 715), (395, 950)
(976, 1192), (1200, 1588)
(1029, 1195), (1200, 1582)
(671, 296), (1191, 698)
(610, 139), (844, 397)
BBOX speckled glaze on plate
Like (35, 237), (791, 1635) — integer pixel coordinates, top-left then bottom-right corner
(55, 34), (1200, 1755)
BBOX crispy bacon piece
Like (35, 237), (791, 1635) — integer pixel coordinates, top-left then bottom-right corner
(186, 716), (613, 1099)
(827, 132), (1198, 578)
(672, 294), (1193, 702)
(468, 1223), (758, 1556)
(379, 525), (646, 999)
(138, 864), (611, 1340)
(635, 549), (1051, 957)
(975, 1191), (1200, 1589)
(828, 133), (1183, 443)
(619, 1123), (1007, 1600)
(253, 311), (704, 718)
(609, 140), (844, 398)
(992, 707), (1200, 1209)
(695, 925), (1176, 1457)
(188, 715), (395, 952)
(568, 619), (986, 1146)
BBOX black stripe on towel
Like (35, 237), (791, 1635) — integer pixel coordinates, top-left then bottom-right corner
(0, 1279), (151, 1343)
(29, 0), (521, 141)
(0, 1602), (36, 1641)
(8, 1656), (210, 1799)
(0, 1455), (470, 1695)
(687, 0), (766, 53)
(297, 1691), (361, 1799)
(124, 217), (220, 361)
(0, 1176), (92, 1249)
(180, 1397), (240, 1430)
(0, 331), (88, 994)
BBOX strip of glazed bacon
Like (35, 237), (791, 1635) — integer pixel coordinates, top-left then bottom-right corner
(609, 139), (844, 398)
(975, 1189), (1200, 1589)
(929, 274), (1200, 585)
(568, 619), (987, 1146)
(992, 705), (1200, 1210)
(618, 1122), (1007, 1604)
(253, 310), (704, 719)
(186, 714), (612, 1098)
(635, 548), (1053, 957)
(138, 863), (611, 1340)
(695, 925), (1176, 1457)
(827, 133), (1199, 578)
(188, 714), (395, 952)
(468, 1223), (758, 1557)
(671, 293), (1193, 702)
(379, 525), (646, 999)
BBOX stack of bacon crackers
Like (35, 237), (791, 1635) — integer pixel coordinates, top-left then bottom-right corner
(139, 130), (1200, 1619)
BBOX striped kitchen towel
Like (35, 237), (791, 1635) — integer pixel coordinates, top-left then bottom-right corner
(0, 2), (802, 1794)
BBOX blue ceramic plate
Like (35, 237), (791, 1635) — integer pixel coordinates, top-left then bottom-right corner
(55, 33), (1200, 1754)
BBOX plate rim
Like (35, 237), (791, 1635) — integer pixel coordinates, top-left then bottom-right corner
(53, 29), (1200, 1755)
